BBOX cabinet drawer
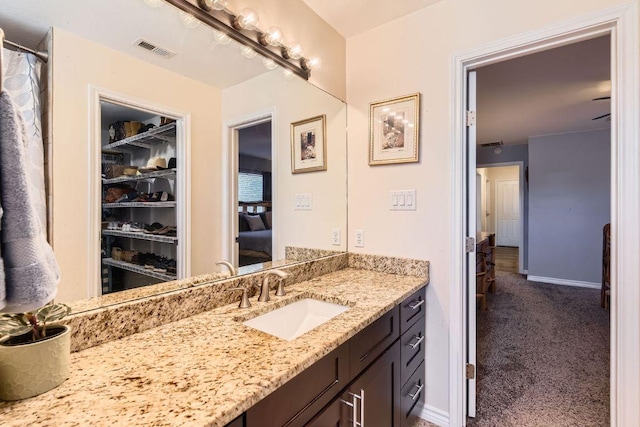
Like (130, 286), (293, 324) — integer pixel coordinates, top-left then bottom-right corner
(400, 361), (425, 427)
(399, 286), (426, 334)
(349, 306), (400, 380)
(400, 316), (425, 385)
(246, 342), (350, 427)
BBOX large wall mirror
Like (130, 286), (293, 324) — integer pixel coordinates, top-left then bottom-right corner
(0, 0), (347, 313)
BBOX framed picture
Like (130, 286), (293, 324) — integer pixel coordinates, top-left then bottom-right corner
(369, 93), (420, 165)
(291, 114), (327, 173)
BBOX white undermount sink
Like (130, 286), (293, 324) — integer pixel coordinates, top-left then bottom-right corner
(242, 298), (350, 341)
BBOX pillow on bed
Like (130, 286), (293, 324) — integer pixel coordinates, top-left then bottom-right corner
(239, 213), (250, 232)
(245, 214), (266, 231)
(259, 211), (272, 229)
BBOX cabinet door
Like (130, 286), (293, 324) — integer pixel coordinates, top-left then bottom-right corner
(308, 341), (401, 427)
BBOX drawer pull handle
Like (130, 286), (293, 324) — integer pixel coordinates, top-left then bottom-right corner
(408, 300), (424, 310)
(408, 335), (425, 349)
(408, 383), (424, 401)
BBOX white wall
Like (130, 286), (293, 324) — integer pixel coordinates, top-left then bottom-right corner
(528, 129), (610, 285)
(222, 71), (348, 258)
(345, 0), (629, 416)
(51, 28), (223, 303)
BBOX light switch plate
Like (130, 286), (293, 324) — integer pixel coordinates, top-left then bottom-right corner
(295, 193), (312, 210)
(390, 190), (416, 211)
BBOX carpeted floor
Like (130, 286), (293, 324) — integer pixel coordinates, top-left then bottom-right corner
(468, 272), (610, 427)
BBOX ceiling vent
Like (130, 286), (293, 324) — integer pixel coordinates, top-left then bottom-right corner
(479, 141), (504, 148)
(133, 38), (176, 58)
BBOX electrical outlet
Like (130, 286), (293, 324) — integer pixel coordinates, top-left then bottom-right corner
(331, 229), (341, 246)
(354, 229), (364, 248)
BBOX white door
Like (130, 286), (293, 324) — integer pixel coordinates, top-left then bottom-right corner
(466, 71), (478, 419)
(496, 180), (520, 247)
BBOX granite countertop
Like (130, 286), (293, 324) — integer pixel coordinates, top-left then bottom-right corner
(0, 268), (427, 427)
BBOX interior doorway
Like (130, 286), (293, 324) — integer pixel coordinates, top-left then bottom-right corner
(236, 120), (274, 267)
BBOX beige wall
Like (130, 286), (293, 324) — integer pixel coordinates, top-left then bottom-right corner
(222, 71), (348, 258)
(51, 28), (222, 303)
(186, 0), (346, 100)
(346, 0), (630, 415)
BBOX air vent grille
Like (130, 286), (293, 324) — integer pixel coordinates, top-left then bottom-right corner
(133, 38), (176, 58)
(479, 141), (504, 148)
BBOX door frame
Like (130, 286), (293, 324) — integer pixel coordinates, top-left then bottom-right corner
(88, 85), (192, 297)
(478, 162), (525, 273)
(222, 108), (277, 267)
(450, 4), (639, 427)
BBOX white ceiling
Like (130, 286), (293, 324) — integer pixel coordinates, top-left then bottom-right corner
(302, 0), (444, 38)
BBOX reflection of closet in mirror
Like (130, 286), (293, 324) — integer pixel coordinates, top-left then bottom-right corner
(237, 120), (273, 267)
(99, 101), (180, 294)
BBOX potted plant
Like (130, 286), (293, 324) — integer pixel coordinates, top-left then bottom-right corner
(0, 303), (71, 401)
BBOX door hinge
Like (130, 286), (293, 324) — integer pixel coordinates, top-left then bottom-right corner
(466, 363), (476, 379)
(466, 110), (476, 126)
(465, 237), (475, 253)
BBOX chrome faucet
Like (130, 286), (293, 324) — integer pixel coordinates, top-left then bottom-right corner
(258, 270), (289, 302)
(216, 260), (237, 276)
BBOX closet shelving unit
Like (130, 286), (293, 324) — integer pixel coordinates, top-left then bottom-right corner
(100, 107), (179, 294)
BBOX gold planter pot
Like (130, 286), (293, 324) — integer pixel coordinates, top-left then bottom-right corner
(0, 325), (71, 401)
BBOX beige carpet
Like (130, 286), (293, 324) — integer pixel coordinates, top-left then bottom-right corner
(468, 272), (609, 426)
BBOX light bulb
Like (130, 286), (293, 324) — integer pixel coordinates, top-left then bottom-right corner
(240, 45), (257, 59)
(212, 30), (231, 45)
(264, 27), (283, 46)
(200, 0), (228, 10)
(179, 11), (200, 29)
(143, 0), (163, 8)
(302, 57), (320, 71)
(235, 8), (259, 30)
(286, 42), (303, 60)
(263, 58), (278, 70)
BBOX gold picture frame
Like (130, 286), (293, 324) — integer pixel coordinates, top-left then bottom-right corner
(291, 114), (327, 173)
(369, 93), (420, 165)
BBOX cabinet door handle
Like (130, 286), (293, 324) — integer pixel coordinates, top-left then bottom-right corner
(408, 335), (425, 349)
(353, 389), (364, 427)
(408, 300), (424, 310)
(408, 383), (424, 401)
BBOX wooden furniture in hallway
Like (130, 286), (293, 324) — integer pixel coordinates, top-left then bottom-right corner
(601, 223), (610, 309)
(476, 232), (496, 310)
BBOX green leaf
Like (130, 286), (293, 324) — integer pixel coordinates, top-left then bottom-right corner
(0, 314), (33, 337)
(35, 303), (71, 324)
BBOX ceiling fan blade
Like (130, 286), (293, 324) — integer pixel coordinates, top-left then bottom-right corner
(592, 113), (611, 120)
(592, 96), (611, 101)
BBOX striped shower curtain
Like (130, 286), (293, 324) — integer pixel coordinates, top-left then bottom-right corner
(1, 48), (47, 234)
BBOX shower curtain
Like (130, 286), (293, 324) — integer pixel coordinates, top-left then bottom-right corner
(1, 48), (47, 235)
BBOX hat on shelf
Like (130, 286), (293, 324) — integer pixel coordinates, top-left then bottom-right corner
(138, 157), (167, 173)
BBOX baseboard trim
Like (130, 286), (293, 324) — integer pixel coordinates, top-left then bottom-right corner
(526, 275), (600, 289)
(419, 403), (450, 426)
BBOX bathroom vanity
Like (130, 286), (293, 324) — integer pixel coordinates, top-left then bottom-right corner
(0, 258), (428, 427)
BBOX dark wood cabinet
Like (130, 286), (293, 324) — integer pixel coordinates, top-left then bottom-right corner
(308, 341), (401, 427)
(245, 286), (426, 427)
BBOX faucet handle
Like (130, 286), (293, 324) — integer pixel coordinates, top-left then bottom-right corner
(270, 271), (289, 297)
(228, 287), (251, 308)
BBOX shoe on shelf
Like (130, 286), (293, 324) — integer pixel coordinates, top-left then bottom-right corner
(144, 222), (164, 234)
(128, 223), (145, 233)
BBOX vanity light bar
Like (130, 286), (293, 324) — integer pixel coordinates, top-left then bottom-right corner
(164, 0), (311, 80)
